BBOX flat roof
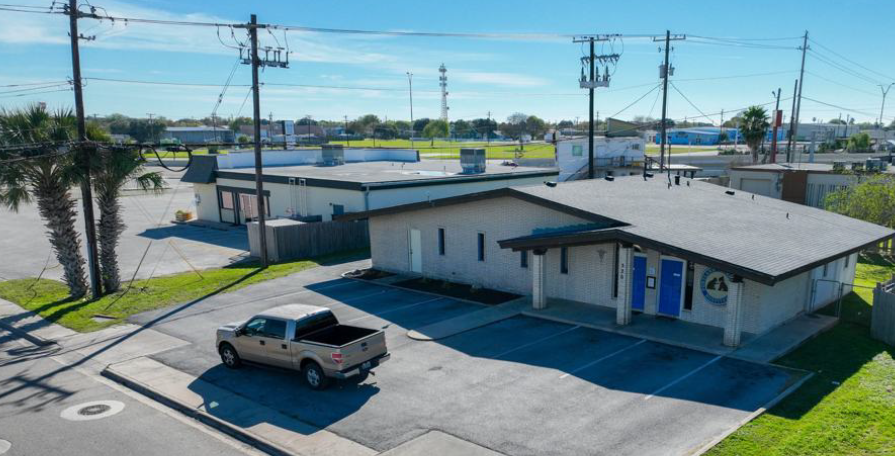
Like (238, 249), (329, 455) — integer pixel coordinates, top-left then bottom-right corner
(344, 176), (894, 284)
(215, 160), (558, 190)
(731, 162), (894, 174)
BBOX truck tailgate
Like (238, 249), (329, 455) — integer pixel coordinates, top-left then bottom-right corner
(337, 330), (387, 369)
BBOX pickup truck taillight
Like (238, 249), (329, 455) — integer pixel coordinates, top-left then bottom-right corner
(331, 353), (344, 364)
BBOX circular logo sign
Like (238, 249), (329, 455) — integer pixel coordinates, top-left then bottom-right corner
(700, 268), (733, 305)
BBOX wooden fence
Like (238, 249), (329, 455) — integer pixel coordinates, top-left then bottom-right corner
(872, 275), (895, 346)
(248, 219), (369, 262)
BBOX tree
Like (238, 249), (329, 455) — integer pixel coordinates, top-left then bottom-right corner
(846, 132), (872, 153)
(740, 106), (769, 164)
(229, 116), (252, 133)
(374, 122), (398, 140)
(412, 118), (431, 135)
(452, 119), (471, 138)
(87, 124), (165, 292)
(0, 105), (88, 297)
(127, 119), (166, 143)
(556, 120), (574, 129)
(471, 118), (497, 139)
(423, 119), (449, 144)
(525, 115), (547, 139)
(826, 175), (895, 228)
(348, 114), (380, 137)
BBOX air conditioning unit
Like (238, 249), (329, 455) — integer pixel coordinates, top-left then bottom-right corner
(832, 161), (846, 172)
(321, 144), (344, 166)
(460, 148), (486, 174)
(866, 158), (881, 172)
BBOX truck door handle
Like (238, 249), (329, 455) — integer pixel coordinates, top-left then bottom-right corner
(281, 344), (287, 349)
(259, 340), (266, 346)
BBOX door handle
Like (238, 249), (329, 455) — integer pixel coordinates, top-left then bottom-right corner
(259, 340), (266, 346)
(281, 344), (287, 350)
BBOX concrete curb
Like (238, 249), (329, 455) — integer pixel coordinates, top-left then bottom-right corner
(101, 364), (298, 456)
(691, 370), (816, 455)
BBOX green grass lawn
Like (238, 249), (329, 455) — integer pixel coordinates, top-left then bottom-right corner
(329, 138), (555, 160)
(708, 253), (895, 456)
(0, 250), (367, 333)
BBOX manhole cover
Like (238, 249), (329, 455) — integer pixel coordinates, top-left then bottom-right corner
(0, 439), (10, 454)
(61, 400), (125, 421)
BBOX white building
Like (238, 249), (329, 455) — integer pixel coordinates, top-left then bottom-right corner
(342, 176), (892, 347)
(182, 148), (558, 225)
(554, 136), (647, 181)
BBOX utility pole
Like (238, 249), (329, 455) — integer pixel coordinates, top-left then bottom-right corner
(66, 0), (102, 298)
(879, 83), (894, 151)
(486, 111), (491, 144)
(654, 31), (686, 172)
(147, 113), (156, 144)
(573, 34), (620, 179)
(786, 79), (799, 161)
(791, 31), (809, 157)
(344, 115), (350, 147)
(406, 72), (414, 150)
(770, 88), (782, 163)
(249, 15), (269, 267)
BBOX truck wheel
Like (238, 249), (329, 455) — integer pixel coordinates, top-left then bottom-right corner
(302, 362), (329, 390)
(219, 343), (241, 369)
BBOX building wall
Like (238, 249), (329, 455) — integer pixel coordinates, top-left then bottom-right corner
(369, 196), (593, 294)
(728, 170), (782, 199)
(193, 183), (220, 222)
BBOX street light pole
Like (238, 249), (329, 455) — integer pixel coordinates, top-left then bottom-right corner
(407, 72), (414, 150)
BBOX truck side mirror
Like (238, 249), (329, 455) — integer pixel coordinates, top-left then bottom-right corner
(234, 327), (243, 337)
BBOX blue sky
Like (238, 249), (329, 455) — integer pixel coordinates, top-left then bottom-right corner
(1, 0), (894, 125)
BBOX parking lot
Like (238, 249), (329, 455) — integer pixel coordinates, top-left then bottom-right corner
(131, 265), (807, 456)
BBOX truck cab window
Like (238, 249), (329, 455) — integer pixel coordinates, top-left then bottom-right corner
(263, 319), (287, 340)
(243, 318), (266, 336)
(294, 311), (339, 340)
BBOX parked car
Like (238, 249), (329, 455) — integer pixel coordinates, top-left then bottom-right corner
(216, 304), (389, 390)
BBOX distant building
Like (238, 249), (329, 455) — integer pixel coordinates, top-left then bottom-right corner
(163, 126), (234, 144)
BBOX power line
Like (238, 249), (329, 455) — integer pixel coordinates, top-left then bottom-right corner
(670, 82), (715, 124)
(808, 50), (882, 85)
(607, 83), (661, 119)
(804, 70), (880, 97)
(809, 38), (895, 82)
(801, 96), (893, 120)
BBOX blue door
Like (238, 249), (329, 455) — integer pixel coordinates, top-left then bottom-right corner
(631, 256), (647, 311)
(658, 259), (684, 317)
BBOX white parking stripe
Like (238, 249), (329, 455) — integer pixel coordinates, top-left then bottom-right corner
(643, 355), (723, 401)
(559, 339), (647, 379)
(493, 325), (581, 359)
(343, 297), (445, 324)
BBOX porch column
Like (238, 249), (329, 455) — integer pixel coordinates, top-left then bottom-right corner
(616, 244), (634, 325)
(723, 275), (745, 347)
(531, 249), (547, 310)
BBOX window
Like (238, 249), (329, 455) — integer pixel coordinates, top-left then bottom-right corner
(477, 233), (485, 261)
(263, 319), (287, 340)
(438, 228), (446, 255)
(332, 204), (345, 216)
(220, 191), (234, 210)
(560, 247), (569, 274)
(294, 311), (338, 340)
(612, 244), (619, 298)
(520, 250), (528, 268)
(822, 262), (829, 277)
(684, 261), (695, 311)
(243, 318), (266, 336)
(844, 254), (850, 269)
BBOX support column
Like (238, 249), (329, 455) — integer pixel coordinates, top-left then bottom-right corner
(616, 244), (634, 325)
(723, 276), (745, 347)
(531, 249), (547, 310)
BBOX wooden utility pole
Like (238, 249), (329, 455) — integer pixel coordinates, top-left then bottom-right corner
(66, 0), (102, 297)
(770, 88), (782, 164)
(653, 31), (685, 172)
(573, 34), (619, 179)
(248, 14), (269, 267)
(786, 78), (799, 162)
(791, 31), (809, 156)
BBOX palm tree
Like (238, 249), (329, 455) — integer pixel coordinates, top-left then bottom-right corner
(88, 125), (164, 292)
(740, 106), (770, 164)
(0, 105), (88, 297)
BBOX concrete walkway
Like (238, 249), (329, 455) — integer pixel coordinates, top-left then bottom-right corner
(103, 357), (376, 456)
(731, 312), (837, 363)
(407, 299), (528, 341)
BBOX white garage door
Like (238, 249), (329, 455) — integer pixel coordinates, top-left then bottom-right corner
(740, 178), (773, 197)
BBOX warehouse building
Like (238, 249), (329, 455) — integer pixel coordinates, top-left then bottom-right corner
(342, 176), (893, 347)
(163, 126), (234, 144)
(729, 160), (893, 208)
(182, 147), (558, 225)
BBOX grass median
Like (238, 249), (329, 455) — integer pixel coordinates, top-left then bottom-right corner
(0, 249), (367, 333)
(708, 254), (895, 456)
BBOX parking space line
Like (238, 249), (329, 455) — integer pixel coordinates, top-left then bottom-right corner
(559, 339), (647, 379)
(343, 297), (445, 324)
(643, 355), (723, 401)
(493, 325), (581, 359)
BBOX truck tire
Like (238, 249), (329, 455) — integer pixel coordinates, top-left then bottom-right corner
(302, 362), (329, 390)
(219, 343), (242, 369)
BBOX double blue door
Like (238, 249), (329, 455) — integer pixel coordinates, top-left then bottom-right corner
(631, 256), (647, 311)
(658, 259), (684, 317)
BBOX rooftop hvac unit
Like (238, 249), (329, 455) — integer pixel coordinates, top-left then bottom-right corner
(460, 148), (486, 174)
(321, 144), (344, 166)
(832, 161), (847, 172)
(866, 158), (881, 172)
(880, 160), (889, 171)
(851, 162), (864, 172)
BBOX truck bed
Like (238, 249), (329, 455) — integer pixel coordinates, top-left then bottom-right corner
(301, 324), (378, 347)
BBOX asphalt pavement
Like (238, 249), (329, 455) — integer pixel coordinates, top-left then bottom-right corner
(0, 328), (262, 456)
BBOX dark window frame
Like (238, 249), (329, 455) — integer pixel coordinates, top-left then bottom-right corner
(220, 190), (235, 210)
(477, 232), (485, 262)
(520, 250), (528, 268)
(684, 261), (695, 311)
(438, 228), (446, 256)
(612, 244), (620, 298)
(560, 247), (569, 274)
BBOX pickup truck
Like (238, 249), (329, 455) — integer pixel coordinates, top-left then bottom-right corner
(216, 304), (389, 390)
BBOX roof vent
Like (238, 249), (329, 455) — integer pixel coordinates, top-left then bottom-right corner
(544, 181), (557, 187)
(673, 175), (680, 186)
(460, 148), (486, 174)
(725, 190), (735, 196)
(604, 176), (615, 182)
(321, 144), (344, 166)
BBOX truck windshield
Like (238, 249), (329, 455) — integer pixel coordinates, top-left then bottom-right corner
(293, 311), (339, 340)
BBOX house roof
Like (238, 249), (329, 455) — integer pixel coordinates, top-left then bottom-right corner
(731, 162), (895, 175)
(343, 176), (894, 285)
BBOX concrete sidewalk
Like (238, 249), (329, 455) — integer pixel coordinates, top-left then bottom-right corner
(103, 357), (376, 456)
(407, 299), (527, 341)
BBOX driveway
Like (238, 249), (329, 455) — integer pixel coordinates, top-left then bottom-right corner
(0, 174), (247, 282)
(130, 263), (806, 456)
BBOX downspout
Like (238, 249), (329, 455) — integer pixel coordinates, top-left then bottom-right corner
(363, 185), (370, 212)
